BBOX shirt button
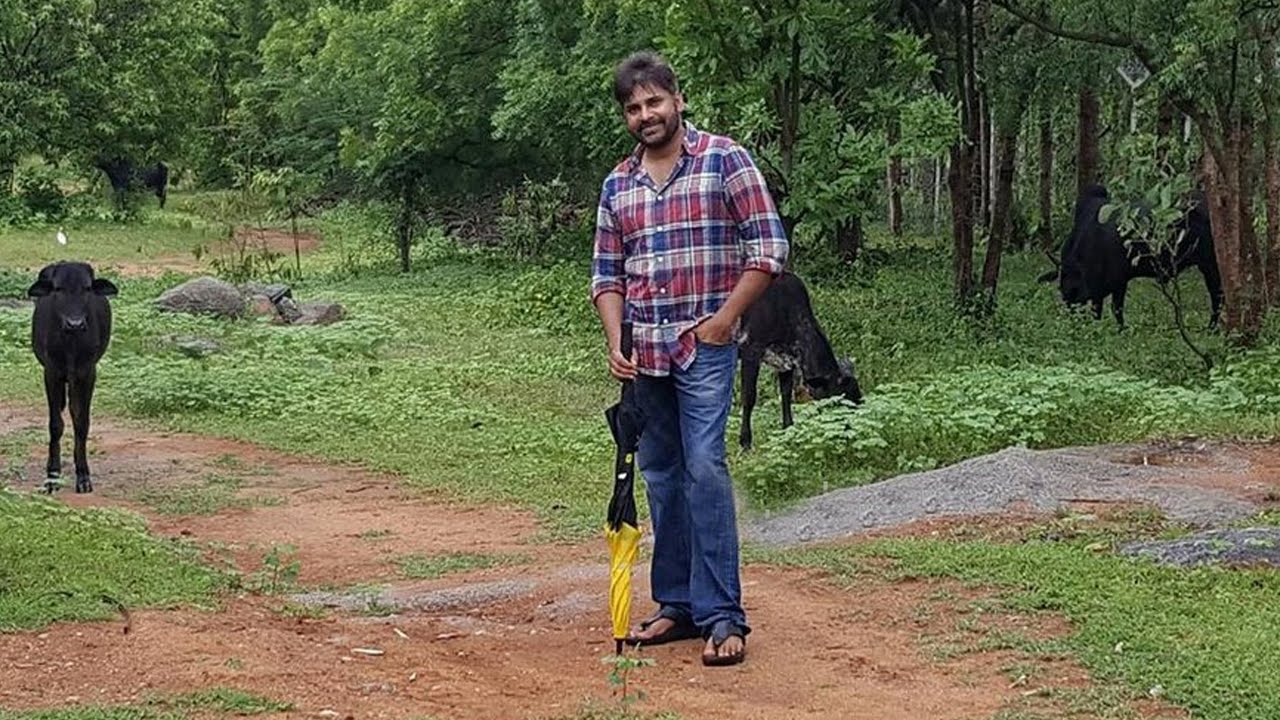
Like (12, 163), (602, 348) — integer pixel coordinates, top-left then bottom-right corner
(661, 319), (668, 325)
(659, 288), (667, 294)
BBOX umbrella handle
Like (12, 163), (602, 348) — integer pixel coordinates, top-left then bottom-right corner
(620, 321), (633, 360)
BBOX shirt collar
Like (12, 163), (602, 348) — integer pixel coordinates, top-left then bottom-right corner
(626, 120), (702, 172)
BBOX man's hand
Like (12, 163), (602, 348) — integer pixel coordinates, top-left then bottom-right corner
(609, 346), (638, 381)
(693, 314), (735, 345)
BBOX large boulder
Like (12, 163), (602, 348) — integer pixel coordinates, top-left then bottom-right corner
(156, 276), (245, 319)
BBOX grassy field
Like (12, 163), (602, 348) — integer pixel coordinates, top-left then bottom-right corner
(3, 192), (1280, 718)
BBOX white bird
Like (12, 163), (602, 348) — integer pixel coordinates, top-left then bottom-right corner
(56, 227), (67, 245)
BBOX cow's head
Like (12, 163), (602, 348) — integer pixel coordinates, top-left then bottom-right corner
(806, 356), (863, 405)
(1058, 266), (1087, 306)
(28, 262), (117, 332)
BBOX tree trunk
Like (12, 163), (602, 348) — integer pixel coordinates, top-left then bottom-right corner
(984, 127), (1019, 297)
(1202, 119), (1266, 345)
(888, 121), (904, 236)
(950, 142), (976, 301)
(1038, 105), (1053, 254)
(934, 157), (943, 233)
(978, 90), (991, 229)
(0, 157), (13, 195)
(397, 185), (414, 273)
(1076, 85), (1100, 196)
(951, 0), (979, 303)
(835, 215), (863, 263)
(1156, 96), (1177, 169)
(1259, 35), (1280, 306)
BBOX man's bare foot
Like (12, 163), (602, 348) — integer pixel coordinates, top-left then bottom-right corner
(702, 632), (746, 666)
(630, 617), (677, 642)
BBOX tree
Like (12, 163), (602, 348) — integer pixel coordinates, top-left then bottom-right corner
(995, 0), (1276, 346)
(0, 0), (213, 187)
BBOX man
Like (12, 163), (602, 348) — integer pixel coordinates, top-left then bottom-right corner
(590, 51), (789, 667)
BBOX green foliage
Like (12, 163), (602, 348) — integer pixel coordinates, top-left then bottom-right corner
(497, 176), (591, 261)
(0, 689), (291, 720)
(0, 488), (226, 631)
(737, 364), (1211, 505)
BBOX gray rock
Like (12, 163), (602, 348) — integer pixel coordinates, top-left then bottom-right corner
(0, 298), (31, 310)
(293, 301), (345, 326)
(274, 296), (303, 323)
(1120, 527), (1280, 568)
(239, 282), (292, 303)
(155, 276), (245, 319)
(745, 443), (1261, 548)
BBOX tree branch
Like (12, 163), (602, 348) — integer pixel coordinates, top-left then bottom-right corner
(991, 0), (1133, 51)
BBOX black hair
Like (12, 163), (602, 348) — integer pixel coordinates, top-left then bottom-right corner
(613, 51), (680, 105)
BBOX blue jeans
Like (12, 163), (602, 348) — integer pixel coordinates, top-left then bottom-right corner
(634, 339), (749, 640)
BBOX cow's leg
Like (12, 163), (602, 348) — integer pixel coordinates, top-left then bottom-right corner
(1091, 296), (1104, 320)
(1201, 261), (1224, 330)
(1111, 285), (1127, 329)
(778, 370), (795, 429)
(42, 368), (66, 492)
(738, 356), (760, 450)
(68, 371), (96, 493)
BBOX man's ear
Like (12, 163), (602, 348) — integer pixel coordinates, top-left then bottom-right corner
(92, 278), (118, 297)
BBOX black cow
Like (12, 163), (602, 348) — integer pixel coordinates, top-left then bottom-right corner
(94, 157), (169, 210)
(737, 271), (862, 449)
(1040, 183), (1222, 328)
(28, 262), (118, 493)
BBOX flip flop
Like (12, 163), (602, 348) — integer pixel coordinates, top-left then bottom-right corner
(701, 621), (747, 666)
(624, 609), (700, 646)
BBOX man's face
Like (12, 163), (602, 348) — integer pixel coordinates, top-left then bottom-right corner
(622, 83), (685, 149)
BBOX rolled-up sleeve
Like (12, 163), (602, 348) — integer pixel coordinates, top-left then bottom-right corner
(590, 179), (626, 303)
(722, 143), (788, 276)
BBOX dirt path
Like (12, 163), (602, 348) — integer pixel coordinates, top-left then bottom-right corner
(0, 403), (1195, 720)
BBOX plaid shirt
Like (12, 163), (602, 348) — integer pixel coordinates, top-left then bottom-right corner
(591, 122), (789, 376)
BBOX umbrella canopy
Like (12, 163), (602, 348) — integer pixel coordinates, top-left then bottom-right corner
(605, 322), (643, 654)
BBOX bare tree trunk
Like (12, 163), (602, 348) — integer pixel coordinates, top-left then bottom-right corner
(888, 121), (904, 236)
(934, 157), (943, 233)
(1076, 85), (1100, 196)
(1202, 119), (1266, 345)
(1038, 104), (1054, 253)
(981, 130), (1017, 305)
(951, 0), (979, 302)
(1156, 96), (1177, 168)
(1259, 35), (1280, 305)
(397, 184), (414, 273)
(835, 215), (863, 263)
(978, 91), (992, 229)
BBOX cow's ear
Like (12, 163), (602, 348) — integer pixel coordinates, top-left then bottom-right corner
(1036, 270), (1059, 283)
(92, 278), (118, 297)
(27, 280), (52, 298)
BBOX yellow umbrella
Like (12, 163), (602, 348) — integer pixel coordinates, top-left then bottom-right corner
(604, 322), (643, 654)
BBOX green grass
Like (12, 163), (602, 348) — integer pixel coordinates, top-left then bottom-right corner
(766, 530), (1280, 720)
(0, 688), (291, 720)
(0, 200), (1279, 533)
(0, 488), (226, 630)
(393, 551), (530, 579)
(0, 215), (220, 272)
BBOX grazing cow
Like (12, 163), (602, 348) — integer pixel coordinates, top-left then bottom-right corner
(736, 271), (862, 449)
(28, 262), (118, 493)
(94, 157), (169, 210)
(1040, 183), (1222, 328)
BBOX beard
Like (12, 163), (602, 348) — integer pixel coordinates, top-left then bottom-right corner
(632, 113), (682, 148)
